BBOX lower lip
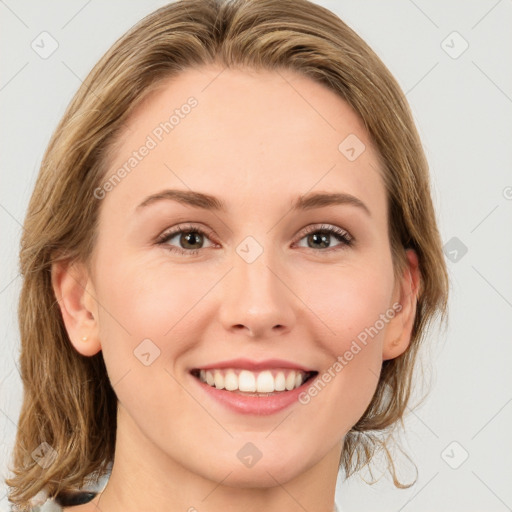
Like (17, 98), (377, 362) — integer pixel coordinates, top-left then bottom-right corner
(190, 373), (316, 416)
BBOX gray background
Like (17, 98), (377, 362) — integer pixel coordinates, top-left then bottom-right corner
(1, 1), (511, 511)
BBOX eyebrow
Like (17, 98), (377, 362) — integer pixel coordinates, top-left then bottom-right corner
(136, 189), (371, 216)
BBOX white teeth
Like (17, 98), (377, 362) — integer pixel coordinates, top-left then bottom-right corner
(256, 370), (275, 393)
(224, 370), (238, 391)
(285, 372), (296, 391)
(213, 370), (224, 390)
(196, 368), (310, 393)
(238, 370), (256, 392)
(274, 371), (286, 391)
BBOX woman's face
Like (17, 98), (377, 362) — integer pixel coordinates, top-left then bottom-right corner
(66, 66), (417, 487)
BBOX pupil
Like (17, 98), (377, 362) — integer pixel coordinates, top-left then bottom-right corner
(182, 232), (202, 249)
(310, 232), (329, 249)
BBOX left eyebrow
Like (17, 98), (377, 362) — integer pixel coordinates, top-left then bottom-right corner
(135, 189), (371, 216)
(292, 191), (371, 216)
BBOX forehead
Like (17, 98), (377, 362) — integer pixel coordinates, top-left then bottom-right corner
(100, 65), (385, 218)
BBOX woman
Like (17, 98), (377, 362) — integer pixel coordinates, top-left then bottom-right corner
(6, 0), (448, 510)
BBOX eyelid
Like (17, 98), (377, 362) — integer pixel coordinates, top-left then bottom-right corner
(296, 223), (352, 242)
(156, 222), (354, 255)
(155, 223), (218, 248)
(292, 223), (354, 251)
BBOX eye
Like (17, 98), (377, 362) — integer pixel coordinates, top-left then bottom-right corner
(156, 223), (217, 255)
(156, 222), (354, 256)
(294, 224), (353, 252)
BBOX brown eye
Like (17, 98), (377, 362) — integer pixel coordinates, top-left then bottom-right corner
(178, 231), (204, 250)
(156, 224), (216, 255)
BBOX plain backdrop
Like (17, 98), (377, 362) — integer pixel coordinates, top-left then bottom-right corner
(1, 1), (511, 511)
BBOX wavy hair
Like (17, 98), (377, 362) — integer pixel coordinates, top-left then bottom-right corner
(6, 0), (448, 508)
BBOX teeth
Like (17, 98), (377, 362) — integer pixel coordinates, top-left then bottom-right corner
(239, 370), (256, 392)
(197, 368), (308, 393)
(214, 370), (224, 390)
(274, 372), (286, 391)
(224, 371), (238, 391)
(285, 372), (296, 391)
(257, 370), (275, 393)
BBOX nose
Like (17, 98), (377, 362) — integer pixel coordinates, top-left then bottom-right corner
(218, 248), (296, 339)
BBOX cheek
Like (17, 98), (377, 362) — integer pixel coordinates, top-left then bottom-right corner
(94, 255), (219, 363)
(93, 258), (208, 418)
(299, 259), (394, 346)
(296, 261), (394, 416)
(97, 250), (196, 323)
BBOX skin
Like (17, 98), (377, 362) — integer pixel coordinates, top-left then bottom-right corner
(52, 65), (420, 512)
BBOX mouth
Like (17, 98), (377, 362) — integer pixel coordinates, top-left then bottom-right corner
(190, 367), (319, 396)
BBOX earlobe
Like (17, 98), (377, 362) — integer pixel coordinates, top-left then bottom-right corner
(51, 258), (102, 357)
(382, 249), (421, 361)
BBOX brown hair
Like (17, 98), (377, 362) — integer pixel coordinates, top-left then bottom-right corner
(6, 0), (448, 508)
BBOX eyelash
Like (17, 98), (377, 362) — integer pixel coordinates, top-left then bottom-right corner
(155, 223), (354, 256)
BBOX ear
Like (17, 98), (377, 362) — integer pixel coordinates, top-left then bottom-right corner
(382, 249), (421, 361)
(51, 258), (102, 356)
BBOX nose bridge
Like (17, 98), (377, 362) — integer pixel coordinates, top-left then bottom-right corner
(218, 236), (295, 337)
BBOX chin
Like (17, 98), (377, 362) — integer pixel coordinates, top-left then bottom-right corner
(221, 464), (305, 488)
(207, 449), (312, 488)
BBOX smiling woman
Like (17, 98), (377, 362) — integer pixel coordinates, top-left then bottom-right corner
(5, 0), (448, 511)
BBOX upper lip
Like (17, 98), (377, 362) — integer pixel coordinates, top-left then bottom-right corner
(191, 358), (316, 373)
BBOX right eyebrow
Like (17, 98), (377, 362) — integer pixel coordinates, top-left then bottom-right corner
(136, 189), (227, 212)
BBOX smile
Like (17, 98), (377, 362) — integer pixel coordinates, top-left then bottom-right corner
(190, 368), (318, 394)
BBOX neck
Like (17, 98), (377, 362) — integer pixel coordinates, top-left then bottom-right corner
(93, 405), (342, 512)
